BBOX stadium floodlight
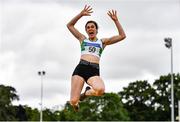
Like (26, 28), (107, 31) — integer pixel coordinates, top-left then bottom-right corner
(38, 71), (46, 122)
(164, 37), (174, 122)
(164, 37), (172, 48)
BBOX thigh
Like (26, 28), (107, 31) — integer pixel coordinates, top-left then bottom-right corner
(87, 76), (105, 91)
(70, 75), (85, 99)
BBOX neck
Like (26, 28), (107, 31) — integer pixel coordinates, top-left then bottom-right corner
(89, 37), (98, 41)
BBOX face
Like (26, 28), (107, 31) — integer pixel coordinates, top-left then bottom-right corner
(85, 23), (98, 39)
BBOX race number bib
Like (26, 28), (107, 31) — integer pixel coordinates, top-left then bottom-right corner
(88, 46), (96, 53)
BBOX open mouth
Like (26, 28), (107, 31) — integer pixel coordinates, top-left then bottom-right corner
(89, 32), (94, 35)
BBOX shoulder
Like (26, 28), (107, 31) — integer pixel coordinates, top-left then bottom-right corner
(80, 36), (87, 44)
(101, 38), (110, 48)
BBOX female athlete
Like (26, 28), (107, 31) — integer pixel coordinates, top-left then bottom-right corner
(67, 5), (126, 111)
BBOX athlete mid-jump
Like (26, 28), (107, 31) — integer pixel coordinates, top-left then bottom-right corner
(67, 5), (126, 111)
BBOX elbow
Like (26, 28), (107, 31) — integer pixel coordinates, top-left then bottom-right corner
(122, 34), (126, 40)
(67, 23), (74, 30)
(121, 32), (126, 39)
(66, 23), (70, 29)
(66, 22), (73, 28)
(118, 34), (126, 41)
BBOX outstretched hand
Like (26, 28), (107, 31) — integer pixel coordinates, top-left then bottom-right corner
(107, 10), (118, 21)
(80, 5), (93, 16)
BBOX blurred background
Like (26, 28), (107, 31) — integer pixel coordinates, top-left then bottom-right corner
(0, 0), (180, 121)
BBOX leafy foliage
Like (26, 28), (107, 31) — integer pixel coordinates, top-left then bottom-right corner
(24, 106), (39, 121)
(60, 93), (130, 121)
(119, 73), (180, 121)
(153, 73), (180, 120)
(0, 73), (180, 121)
(119, 80), (158, 120)
(0, 84), (19, 120)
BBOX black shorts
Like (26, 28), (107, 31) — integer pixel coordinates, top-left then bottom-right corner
(72, 59), (100, 82)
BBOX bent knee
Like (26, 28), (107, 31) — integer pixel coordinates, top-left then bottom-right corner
(95, 87), (105, 96)
(70, 97), (79, 106)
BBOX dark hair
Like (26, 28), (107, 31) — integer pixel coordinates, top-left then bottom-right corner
(85, 20), (98, 30)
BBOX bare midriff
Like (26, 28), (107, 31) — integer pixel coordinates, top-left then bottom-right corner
(81, 54), (100, 64)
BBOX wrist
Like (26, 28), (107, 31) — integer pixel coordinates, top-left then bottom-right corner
(79, 11), (84, 16)
(113, 19), (119, 22)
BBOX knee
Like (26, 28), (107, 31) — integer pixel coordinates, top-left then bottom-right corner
(70, 97), (79, 106)
(95, 87), (105, 96)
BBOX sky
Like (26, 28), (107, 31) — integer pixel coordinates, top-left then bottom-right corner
(0, 0), (180, 110)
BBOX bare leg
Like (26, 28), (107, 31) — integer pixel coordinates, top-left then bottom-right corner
(70, 75), (84, 107)
(86, 76), (105, 96)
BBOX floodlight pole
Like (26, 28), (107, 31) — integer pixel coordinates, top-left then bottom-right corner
(38, 71), (46, 122)
(170, 38), (174, 122)
(179, 100), (180, 122)
(164, 37), (174, 122)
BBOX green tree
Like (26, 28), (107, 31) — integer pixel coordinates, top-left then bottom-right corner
(15, 105), (27, 121)
(24, 106), (39, 121)
(118, 80), (158, 120)
(0, 84), (19, 120)
(24, 106), (60, 121)
(153, 73), (180, 120)
(60, 93), (130, 121)
(43, 108), (57, 121)
(118, 73), (180, 121)
(53, 110), (62, 120)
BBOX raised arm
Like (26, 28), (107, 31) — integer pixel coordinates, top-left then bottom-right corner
(67, 5), (93, 42)
(102, 10), (126, 46)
